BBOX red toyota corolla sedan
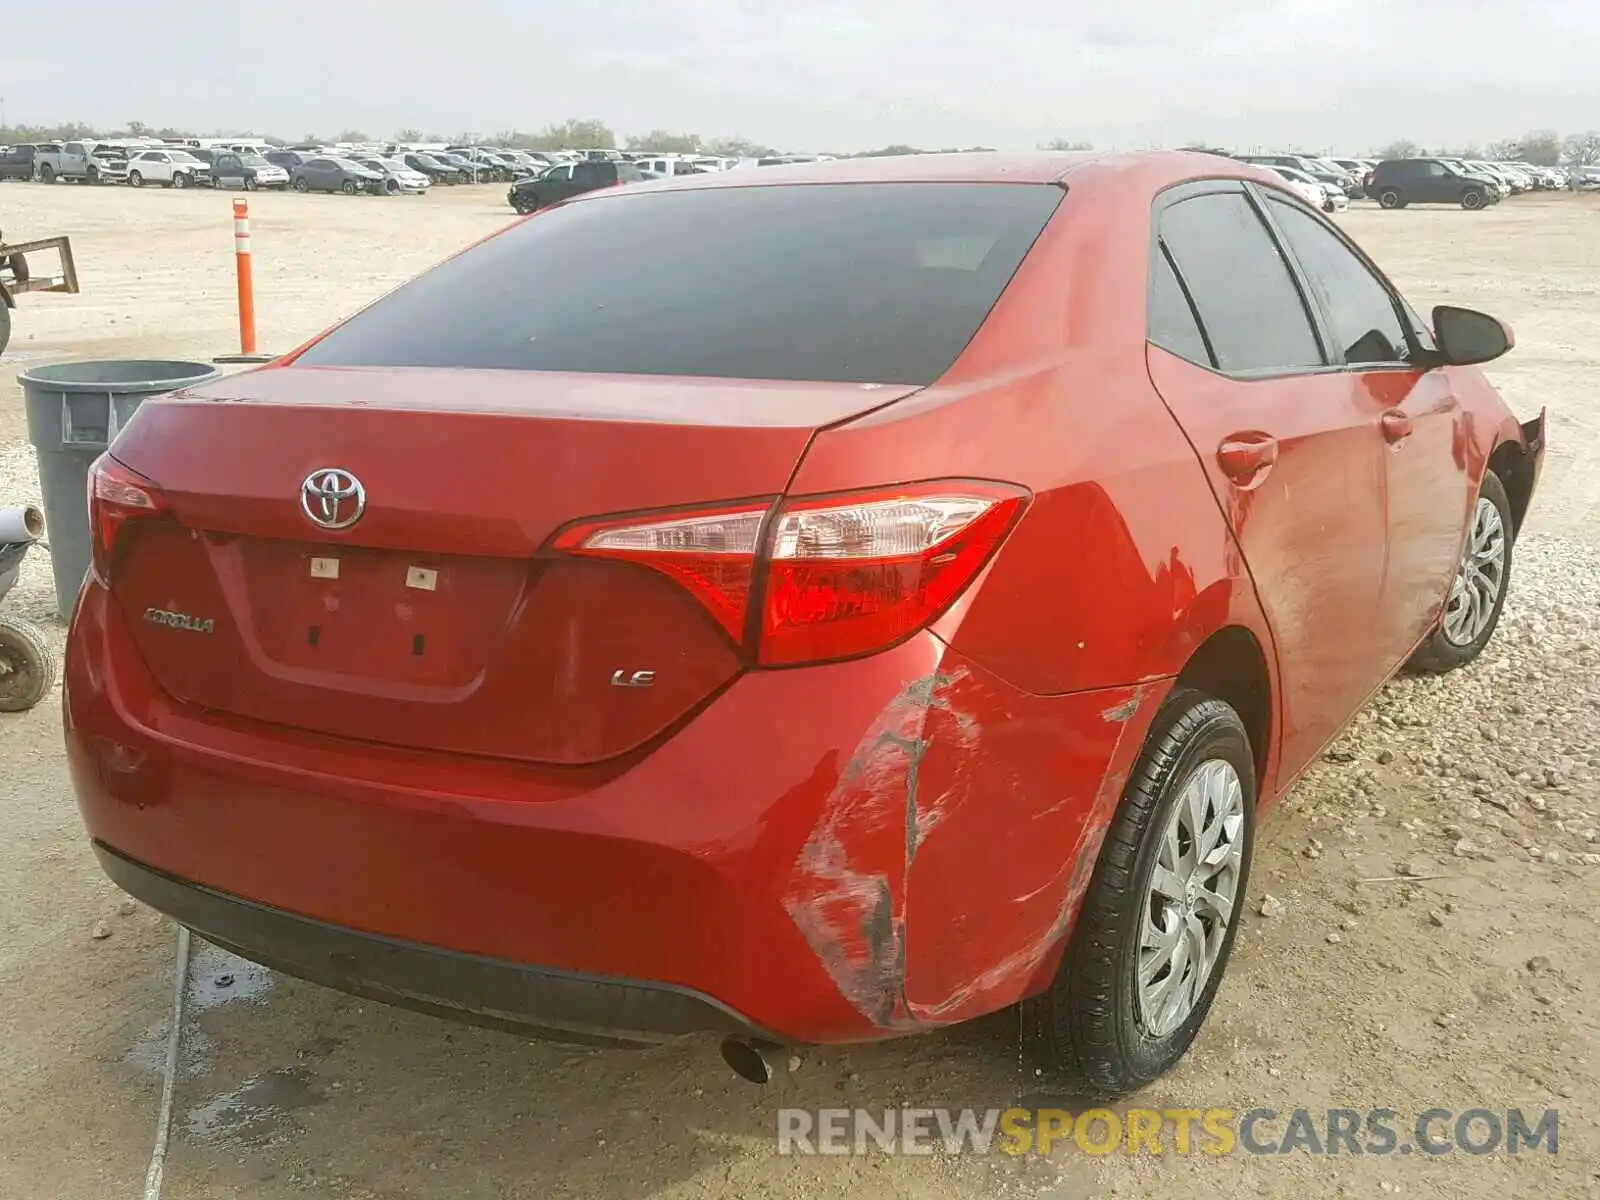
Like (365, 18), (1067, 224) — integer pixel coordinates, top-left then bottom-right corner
(66, 151), (1545, 1096)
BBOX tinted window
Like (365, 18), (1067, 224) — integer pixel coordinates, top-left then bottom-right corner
(1267, 198), (1410, 365)
(1159, 192), (1323, 374)
(295, 182), (1063, 385)
(1147, 245), (1212, 366)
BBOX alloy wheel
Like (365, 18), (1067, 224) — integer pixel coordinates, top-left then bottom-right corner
(1136, 758), (1245, 1038)
(1442, 496), (1507, 646)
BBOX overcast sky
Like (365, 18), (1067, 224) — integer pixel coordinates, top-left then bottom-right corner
(3, 1), (1596, 152)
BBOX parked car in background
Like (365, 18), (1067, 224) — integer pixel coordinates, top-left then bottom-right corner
(0, 145), (38, 181)
(1468, 161), (1526, 193)
(291, 157), (385, 195)
(444, 147), (510, 181)
(636, 156), (709, 180)
(261, 150), (306, 175)
(126, 148), (211, 188)
(434, 151), (487, 182)
(190, 149), (290, 191)
(352, 157), (431, 194)
(1327, 157), (1375, 195)
(69, 151), (1545, 1100)
(1368, 158), (1501, 209)
(497, 150), (549, 177)
(32, 140), (128, 185)
(402, 152), (465, 185)
(1234, 154), (1356, 196)
(1264, 165), (1341, 211)
(506, 158), (644, 212)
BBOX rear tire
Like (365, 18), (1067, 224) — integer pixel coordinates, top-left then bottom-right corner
(1407, 471), (1513, 675)
(39, 163), (55, 184)
(293, 177), (309, 192)
(0, 301), (11, 358)
(0, 614), (58, 713)
(1023, 688), (1255, 1099)
(1378, 189), (1402, 209)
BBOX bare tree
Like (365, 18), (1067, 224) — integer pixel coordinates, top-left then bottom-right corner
(1561, 131), (1600, 166)
(624, 130), (702, 154)
(1375, 140), (1420, 160)
(1516, 130), (1562, 166)
(1039, 137), (1094, 151)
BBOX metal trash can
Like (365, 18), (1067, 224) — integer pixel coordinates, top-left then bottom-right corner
(20, 359), (219, 619)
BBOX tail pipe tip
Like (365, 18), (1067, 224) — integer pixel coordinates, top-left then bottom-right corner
(719, 1037), (781, 1085)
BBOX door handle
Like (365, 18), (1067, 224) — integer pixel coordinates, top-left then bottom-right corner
(1381, 410), (1414, 443)
(1217, 432), (1280, 484)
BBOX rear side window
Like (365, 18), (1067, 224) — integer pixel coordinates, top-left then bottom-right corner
(1159, 192), (1323, 374)
(1147, 246), (1212, 366)
(1265, 198), (1411, 365)
(294, 182), (1064, 385)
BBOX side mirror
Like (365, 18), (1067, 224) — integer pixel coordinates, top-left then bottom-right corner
(1431, 305), (1514, 366)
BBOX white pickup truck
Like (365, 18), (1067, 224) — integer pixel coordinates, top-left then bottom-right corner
(33, 140), (131, 185)
(125, 148), (212, 188)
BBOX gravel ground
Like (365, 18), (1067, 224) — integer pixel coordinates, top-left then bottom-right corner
(0, 183), (1596, 1200)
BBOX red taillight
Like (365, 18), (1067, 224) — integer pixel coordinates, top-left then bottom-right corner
(88, 455), (165, 580)
(554, 502), (769, 641)
(556, 481), (1029, 666)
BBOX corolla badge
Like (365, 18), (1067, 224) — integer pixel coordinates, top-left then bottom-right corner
(144, 608), (215, 634)
(301, 468), (366, 530)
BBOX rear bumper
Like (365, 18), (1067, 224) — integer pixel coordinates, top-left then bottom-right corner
(96, 841), (770, 1046)
(66, 578), (1168, 1045)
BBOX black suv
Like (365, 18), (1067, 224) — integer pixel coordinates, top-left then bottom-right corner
(508, 159), (644, 213)
(0, 145), (36, 181)
(1368, 159), (1501, 210)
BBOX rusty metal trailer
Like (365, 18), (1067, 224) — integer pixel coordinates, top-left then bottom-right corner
(0, 231), (81, 356)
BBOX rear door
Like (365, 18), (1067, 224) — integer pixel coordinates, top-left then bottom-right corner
(1145, 181), (1390, 786)
(1260, 194), (1470, 670)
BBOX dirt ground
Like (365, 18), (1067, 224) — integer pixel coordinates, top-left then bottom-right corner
(0, 179), (1597, 1200)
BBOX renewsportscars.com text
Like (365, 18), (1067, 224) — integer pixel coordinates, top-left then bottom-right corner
(776, 1106), (1559, 1157)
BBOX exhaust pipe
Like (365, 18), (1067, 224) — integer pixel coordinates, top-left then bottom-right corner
(719, 1037), (775, 1084)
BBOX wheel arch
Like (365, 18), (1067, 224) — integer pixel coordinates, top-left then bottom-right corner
(1172, 624), (1273, 798)
(1487, 438), (1534, 535)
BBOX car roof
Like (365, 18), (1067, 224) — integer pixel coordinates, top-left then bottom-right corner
(568, 150), (1290, 202)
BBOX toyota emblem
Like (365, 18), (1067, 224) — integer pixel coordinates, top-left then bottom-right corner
(301, 468), (366, 530)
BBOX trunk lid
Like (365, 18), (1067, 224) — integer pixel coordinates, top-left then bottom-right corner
(107, 365), (914, 765)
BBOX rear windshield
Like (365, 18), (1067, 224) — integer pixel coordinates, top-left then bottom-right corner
(293, 182), (1062, 385)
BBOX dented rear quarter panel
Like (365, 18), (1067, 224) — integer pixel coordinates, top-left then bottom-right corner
(778, 644), (1171, 1032)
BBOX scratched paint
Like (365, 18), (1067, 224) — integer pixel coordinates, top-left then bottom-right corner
(782, 668), (972, 1028)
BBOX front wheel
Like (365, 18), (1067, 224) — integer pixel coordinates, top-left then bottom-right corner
(244, 176), (258, 191)
(172, 171), (189, 189)
(0, 301), (11, 357)
(341, 179), (358, 195)
(0, 614), (58, 713)
(1407, 471), (1513, 674)
(1461, 189), (1484, 210)
(129, 170), (144, 188)
(1023, 689), (1255, 1099)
